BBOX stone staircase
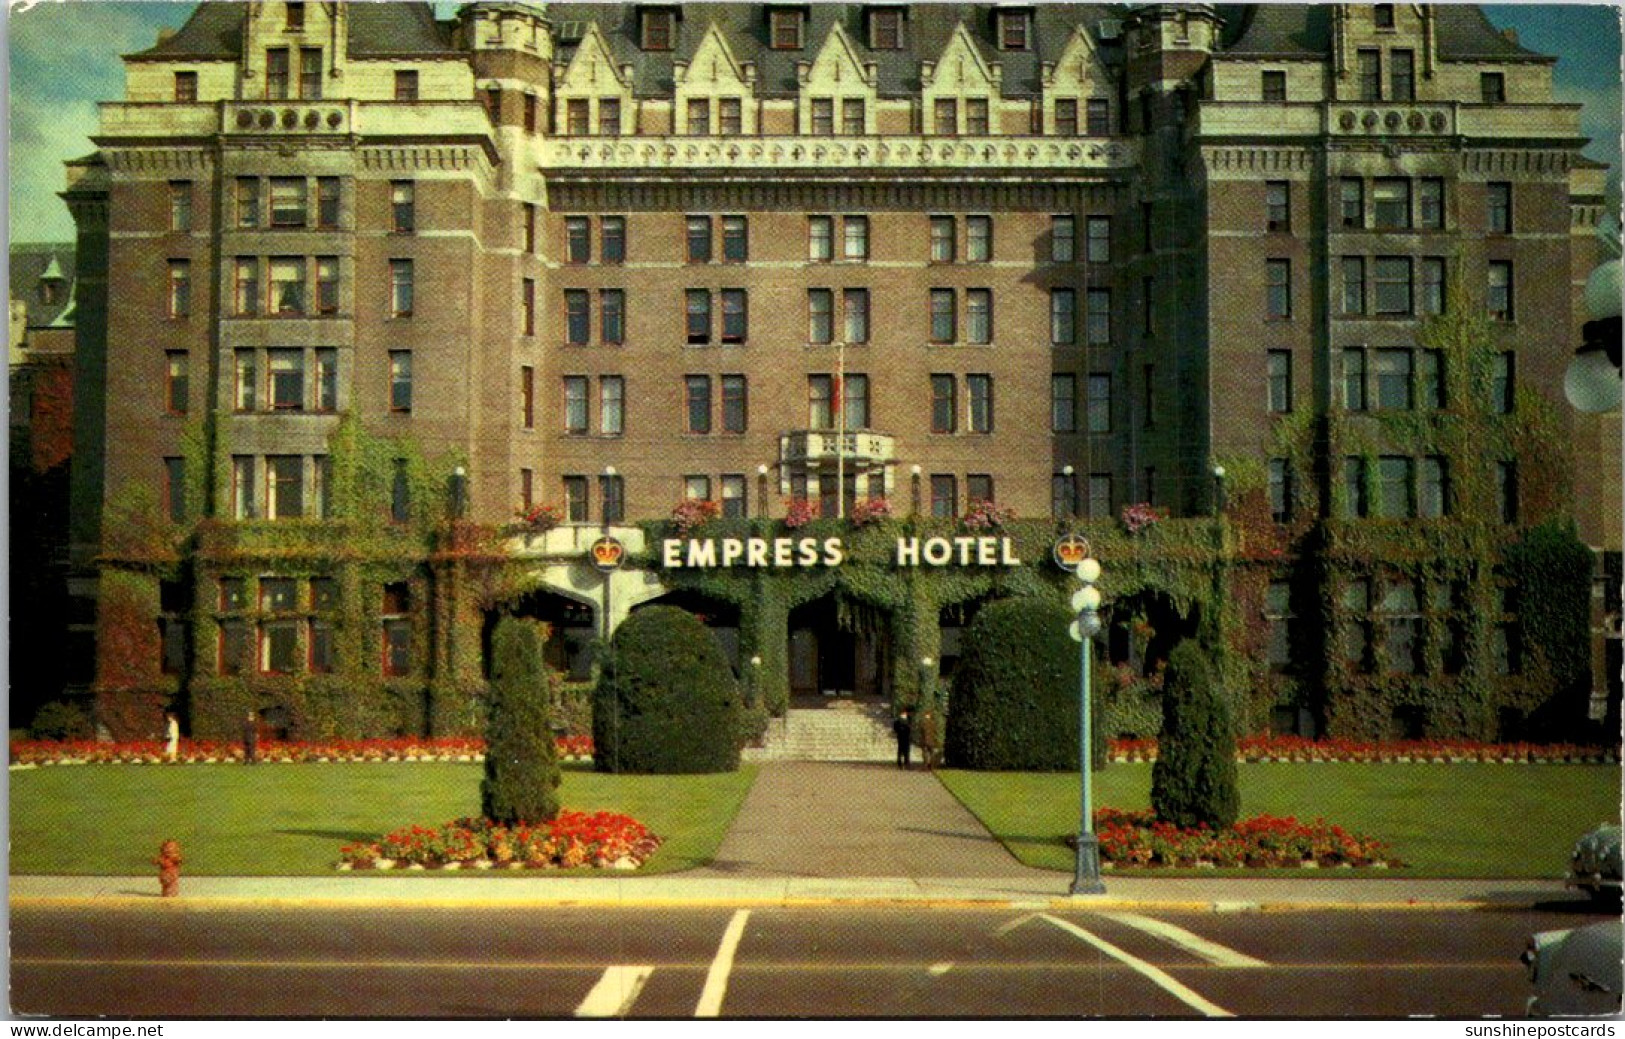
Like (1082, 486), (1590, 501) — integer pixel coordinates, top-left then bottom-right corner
(743, 702), (895, 762)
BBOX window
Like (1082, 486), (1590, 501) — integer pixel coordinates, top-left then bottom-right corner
(1492, 352), (1515, 414)
(565, 217), (591, 263)
(1419, 349), (1444, 409)
(1054, 99), (1078, 136)
(843, 374), (870, 429)
(1374, 3), (1395, 29)
(686, 375), (712, 434)
(809, 216), (833, 260)
(168, 260), (191, 318)
(317, 177), (340, 229)
(1496, 461), (1518, 523)
(1267, 351), (1292, 413)
(930, 216), (955, 262)
(1086, 216), (1110, 263)
(520, 366), (534, 429)
(1266, 259), (1291, 319)
(1418, 178), (1442, 230)
(684, 475), (712, 502)
(1086, 98), (1110, 135)
(1266, 181), (1290, 233)
(1052, 216), (1075, 262)
(563, 476), (589, 522)
(1344, 456), (1368, 518)
(601, 373), (624, 435)
(1265, 581), (1294, 669)
(1481, 71), (1505, 104)
(843, 216), (869, 260)
(1340, 178), (1364, 228)
(929, 289), (955, 343)
(300, 47), (322, 99)
(169, 181), (192, 232)
(967, 374), (993, 433)
(722, 216), (748, 262)
(235, 351), (258, 412)
(770, 8), (802, 48)
(389, 351), (412, 413)
(1357, 49), (1380, 101)
(715, 474), (745, 518)
(1373, 256), (1412, 315)
(1269, 459), (1293, 522)
(1261, 70), (1286, 102)
(1086, 288), (1111, 346)
(1052, 473), (1078, 519)
(269, 257), (305, 315)
(841, 98), (865, 135)
(966, 98), (989, 136)
(966, 289), (991, 344)
(844, 289), (870, 344)
(266, 455), (305, 519)
(1087, 474), (1112, 518)
(266, 47), (291, 99)
(388, 459), (409, 524)
(1341, 256), (1366, 315)
(600, 289), (625, 346)
(721, 289), (747, 343)
(563, 376), (589, 434)
(395, 70), (419, 101)
(1380, 581), (1421, 674)
(315, 349), (337, 411)
(235, 178), (261, 229)
(1377, 456), (1414, 519)
(1420, 456), (1448, 518)
(1420, 257), (1446, 316)
(565, 290), (590, 345)
(641, 7), (674, 49)
(807, 290), (835, 345)
(931, 375), (957, 433)
(1375, 349), (1412, 410)
(870, 8), (903, 49)
(967, 474), (994, 505)
(601, 473), (626, 523)
(721, 375), (747, 434)
(1082, 373), (1110, 434)
(1342, 348), (1367, 411)
(268, 349), (304, 411)
(934, 98), (957, 135)
(1390, 49), (1414, 102)
(1486, 181), (1512, 234)
(1051, 289), (1076, 345)
(1373, 179), (1409, 229)
(966, 215), (992, 261)
(567, 99), (589, 134)
(1051, 374), (1076, 433)
(382, 593), (411, 678)
(930, 475), (957, 518)
(166, 353), (189, 414)
(600, 98), (621, 135)
(998, 9), (1029, 50)
(390, 259), (413, 317)
(523, 93), (538, 133)
(523, 204), (537, 254)
(270, 178), (306, 227)
(720, 97), (743, 135)
(687, 98), (710, 135)
(1487, 261), (1513, 321)
(232, 457), (257, 519)
(810, 97), (834, 135)
(174, 70), (198, 102)
(686, 290), (711, 344)
(521, 278), (536, 336)
(686, 216), (712, 263)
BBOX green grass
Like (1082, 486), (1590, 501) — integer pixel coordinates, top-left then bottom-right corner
(937, 763), (1623, 878)
(9, 762), (757, 876)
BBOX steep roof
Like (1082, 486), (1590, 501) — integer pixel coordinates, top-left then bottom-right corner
(9, 244), (76, 329)
(1219, 3), (1549, 61)
(127, 2), (456, 61)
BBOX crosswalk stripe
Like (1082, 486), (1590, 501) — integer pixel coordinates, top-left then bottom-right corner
(695, 908), (750, 1018)
(1097, 912), (1268, 968)
(574, 965), (654, 1018)
(1039, 914), (1234, 1018)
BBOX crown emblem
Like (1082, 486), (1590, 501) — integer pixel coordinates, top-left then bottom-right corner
(590, 536), (624, 571)
(1052, 534), (1092, 570)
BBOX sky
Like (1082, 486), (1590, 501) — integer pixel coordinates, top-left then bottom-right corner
(5, 1), (1621, 244)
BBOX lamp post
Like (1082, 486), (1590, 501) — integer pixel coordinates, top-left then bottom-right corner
(1062, 464), (1075, 519)
(1211, 464), (1226, 516)
(600, 466), (616, 642)
(911, 465), (922, 516)
(1069, 556), (1106, 895)
(919, 656), (934, 708)
(449, 466), (468, 520)
(756, 464), (770, 519)
(748, 655), (762, 709)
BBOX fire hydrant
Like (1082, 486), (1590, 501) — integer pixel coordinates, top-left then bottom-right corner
(155, 839), (183, 897)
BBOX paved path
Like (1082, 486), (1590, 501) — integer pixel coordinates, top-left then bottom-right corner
(694, 762), (1040, 879)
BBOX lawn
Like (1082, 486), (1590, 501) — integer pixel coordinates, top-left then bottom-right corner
(9, 762), (756, 876)
(937, 763), (1623, 878)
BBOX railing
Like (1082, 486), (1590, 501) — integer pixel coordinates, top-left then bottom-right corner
(779, 430), (895, 465)
(539, 135), (1138, 172)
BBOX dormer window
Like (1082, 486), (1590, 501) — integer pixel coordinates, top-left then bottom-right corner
(286, 2), (305, 31)
(997, 9), (1030, 51)
(1374, 4), (1395, 30)
(868, 8), (904, 50)
(641, 8), (675, 51)
(770, 8), (803, 50)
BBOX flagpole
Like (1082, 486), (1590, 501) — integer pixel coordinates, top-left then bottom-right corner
(836, 338), (846, 520)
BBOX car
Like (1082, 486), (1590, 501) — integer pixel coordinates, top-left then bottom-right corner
(1523, 919), (1623, 1017)
(1567, 824), (1623, 902)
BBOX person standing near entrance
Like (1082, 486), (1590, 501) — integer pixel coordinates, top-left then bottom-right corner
(893, 708), (913, 770)
(242, 710), (259, 765)
(163, 712), (180, 762)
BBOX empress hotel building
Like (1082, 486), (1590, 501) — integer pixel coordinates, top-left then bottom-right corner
(62, 1), (1620, 742)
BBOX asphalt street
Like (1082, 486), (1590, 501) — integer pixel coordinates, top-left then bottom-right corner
(12, 902), (1615, 1018)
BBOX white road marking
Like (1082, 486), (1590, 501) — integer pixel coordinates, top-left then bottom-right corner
(994, 912), (1044, 937)
(694, 908), (750, 1018)
(1097, 912), (1268, 968)
(928, 962), (954, 976)
(574, 965), (654, 1018)
(1039, 914), (1234, 1018)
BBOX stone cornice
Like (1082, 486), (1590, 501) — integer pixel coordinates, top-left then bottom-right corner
(537, 135), (1138, 173)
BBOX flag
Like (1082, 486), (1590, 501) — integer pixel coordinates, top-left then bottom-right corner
(830, 372), (843, 427)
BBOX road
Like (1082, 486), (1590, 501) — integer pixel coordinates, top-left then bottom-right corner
(11, 902), (1614, 1018)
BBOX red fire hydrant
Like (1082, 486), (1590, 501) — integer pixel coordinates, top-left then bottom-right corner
(155, 839), (183, 897)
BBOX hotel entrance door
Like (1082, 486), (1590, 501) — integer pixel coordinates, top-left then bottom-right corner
(788, 598), (890, 702)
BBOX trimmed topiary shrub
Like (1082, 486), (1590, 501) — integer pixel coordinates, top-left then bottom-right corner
(480, 617), (561, 824)
(1150, 641), (1239, 830)
(593, 605), (742, 774)
(945, 597), (1093, 771)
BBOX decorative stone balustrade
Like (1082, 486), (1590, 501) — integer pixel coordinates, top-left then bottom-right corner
(779, 430), (895, 466)
(539, 135), (1137, 172)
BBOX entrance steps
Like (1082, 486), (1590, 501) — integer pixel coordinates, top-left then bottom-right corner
(743, 703), (895, 762)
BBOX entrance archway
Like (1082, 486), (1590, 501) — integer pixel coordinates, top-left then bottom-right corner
(632, 590), (743, 675)
(788, 591), (892, 702)
(497, 589), (597, 680)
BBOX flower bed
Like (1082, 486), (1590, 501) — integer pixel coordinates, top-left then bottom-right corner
(1093, 808), (1400, 869)
(338, 811), (659, 871)
(1106, 735), (1615, 765)
(10, 735), (594, 766)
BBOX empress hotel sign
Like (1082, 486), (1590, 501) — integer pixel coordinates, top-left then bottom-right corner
(661, 536), (1023, 570)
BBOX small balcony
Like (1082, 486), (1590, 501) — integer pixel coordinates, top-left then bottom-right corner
(779, 430), (895, 467)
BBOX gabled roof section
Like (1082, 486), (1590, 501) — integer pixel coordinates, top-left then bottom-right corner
(557, 22), (634, 91)
(1434, 6), (1550, 62)
(806, 18), (870, 86)
(681, 21), (751, 86)
(127, 2), (456, 60)
(1219, 4), (1553, 63)
(126, 2), (243, 60)
(1044, 24), (1111, 90)
(924, 20), (999, 90)
(9, 244), (77, 329)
